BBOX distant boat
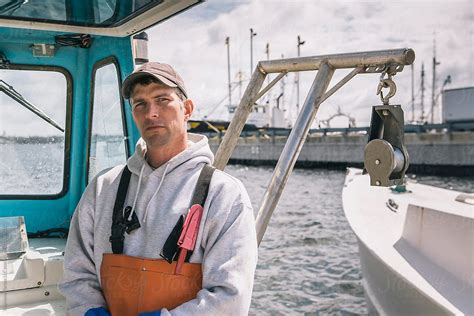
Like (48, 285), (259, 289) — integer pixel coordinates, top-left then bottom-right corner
(187, 119), (258, 133)
(342, 168), (473, 315)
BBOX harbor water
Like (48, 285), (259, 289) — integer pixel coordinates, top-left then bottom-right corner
(225, 165), (474, 316)
(1, 143), (473, 315)
(232, 165), (366, 315)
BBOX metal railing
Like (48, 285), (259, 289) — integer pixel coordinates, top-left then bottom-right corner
(213, 48), (415, 244)
(195, 120), (474, 140)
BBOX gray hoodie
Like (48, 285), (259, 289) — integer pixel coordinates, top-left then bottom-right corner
(58, 133), (258, 316)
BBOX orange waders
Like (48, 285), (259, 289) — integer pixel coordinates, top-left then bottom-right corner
(100, 165), (215, 316)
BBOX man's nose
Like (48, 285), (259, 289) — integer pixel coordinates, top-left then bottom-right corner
(145, 104), (159, 118)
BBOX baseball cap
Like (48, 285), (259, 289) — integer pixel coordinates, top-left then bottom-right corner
(122, 62), (188, 99)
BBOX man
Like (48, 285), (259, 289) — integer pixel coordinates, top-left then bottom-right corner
(59, 62), (258, 316)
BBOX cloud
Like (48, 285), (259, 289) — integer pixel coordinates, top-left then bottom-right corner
(147, 0), (473, 126)
(2, 0), (470, 139)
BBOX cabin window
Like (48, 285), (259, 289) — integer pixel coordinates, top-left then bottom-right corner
(0, 0), (67, 21)
(0, 0), (166, 26)
(88, 62), (127, 182)
(0, 68), (68, 196)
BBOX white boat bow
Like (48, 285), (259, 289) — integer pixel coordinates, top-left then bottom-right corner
(342, 168), (473, 315)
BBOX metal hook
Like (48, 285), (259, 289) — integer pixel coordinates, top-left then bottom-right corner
(377, 70), (397, 105)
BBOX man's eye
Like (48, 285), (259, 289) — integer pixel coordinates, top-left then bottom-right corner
(133, 103), (144, 109)
(156, 97), (170, 103)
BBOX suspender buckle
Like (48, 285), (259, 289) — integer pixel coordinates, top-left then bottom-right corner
(110, 223), (127, 238)
(109, 223), (126, 254)
(124, 206), (141, 234)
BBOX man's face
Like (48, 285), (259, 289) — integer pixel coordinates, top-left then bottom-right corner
(130, 82), (193, 149)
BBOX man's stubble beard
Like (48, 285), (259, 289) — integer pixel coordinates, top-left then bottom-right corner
(143, 129), (171, 149)
(142, 121), (188, 151)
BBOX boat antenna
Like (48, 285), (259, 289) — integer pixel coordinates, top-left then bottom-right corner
(411, 63), (415, 123)
(431, 33), (440, 123)
(280, 53), (285, 112)
(249, 28), (257, 77)
(225, 36), (232, 112)
(265, 43), (271, 107)
(296, 35), (305, 117)
(420, 63), (425, 122)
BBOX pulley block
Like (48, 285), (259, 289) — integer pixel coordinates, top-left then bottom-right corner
(364, 104), (409, 186)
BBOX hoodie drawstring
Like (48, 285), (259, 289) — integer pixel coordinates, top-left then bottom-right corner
(142, 162), (170, 223)
(127, 163), (146, 221)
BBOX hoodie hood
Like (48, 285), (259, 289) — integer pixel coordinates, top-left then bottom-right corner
(126, 133), (214, 178)
(125, 133), (214, 223)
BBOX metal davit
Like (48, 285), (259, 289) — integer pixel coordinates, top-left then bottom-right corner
(213, 48), (415, 244)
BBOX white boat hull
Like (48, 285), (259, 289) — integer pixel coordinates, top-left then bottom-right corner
(342, 168), (473, 315)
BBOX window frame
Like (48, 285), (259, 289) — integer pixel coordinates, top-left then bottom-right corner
(86, 56), (129, 184)
(0, 64), (73, 200)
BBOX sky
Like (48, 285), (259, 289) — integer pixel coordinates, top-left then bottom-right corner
(147, 0), (473, 127)
(0, 0), (472, 137)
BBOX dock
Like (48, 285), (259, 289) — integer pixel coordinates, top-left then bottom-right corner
(206, 123), (474, 176)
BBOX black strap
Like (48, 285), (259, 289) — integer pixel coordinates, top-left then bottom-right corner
(109, 166), (131, 254)
(191, 165), (215, 207)
(160, 164), (215, 263)
(160, 214), (185, 263)
(110, 164), (215, 256)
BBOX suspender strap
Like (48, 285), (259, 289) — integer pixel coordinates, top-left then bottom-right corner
(191, 164), (215, 207)
(186, 164), (215, 259)
(109, 166), (131, 254)
(161, 164), (215, 263)
(175, 165), (215, 273)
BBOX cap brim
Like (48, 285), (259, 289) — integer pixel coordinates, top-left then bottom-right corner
(122, 71), (178, 99)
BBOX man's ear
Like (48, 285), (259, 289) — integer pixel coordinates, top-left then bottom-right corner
(183, 99), (194, 121)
